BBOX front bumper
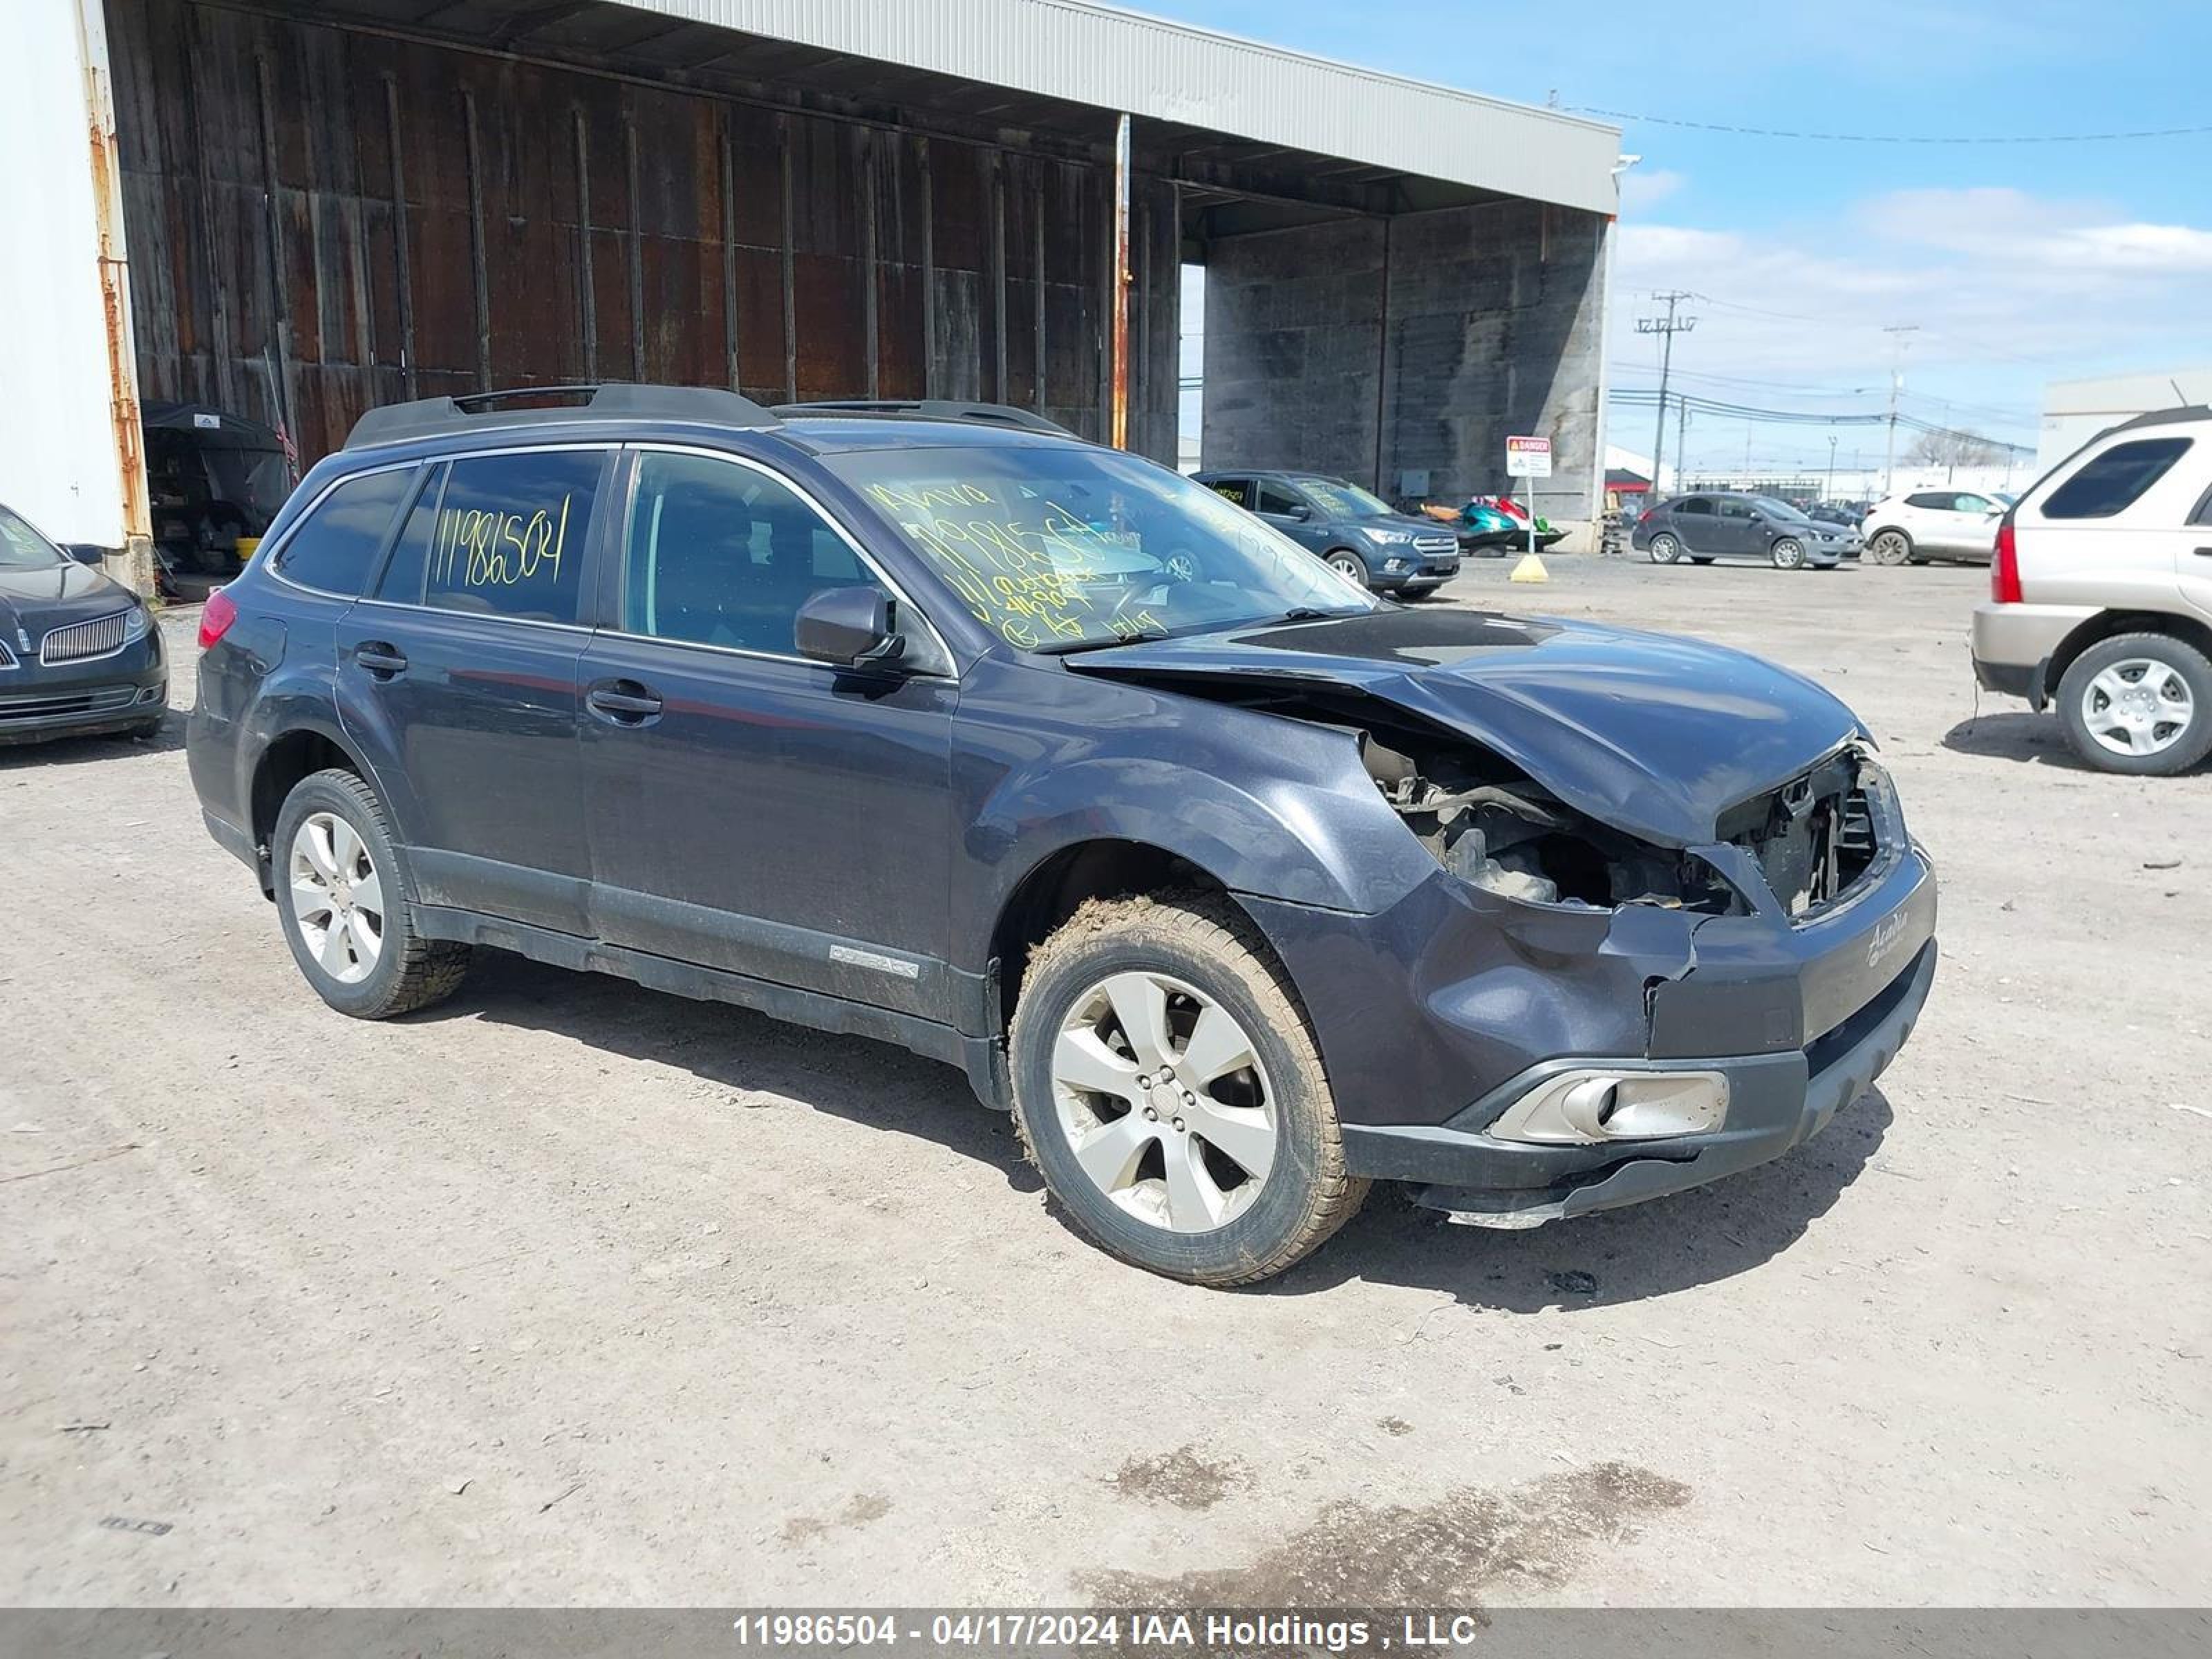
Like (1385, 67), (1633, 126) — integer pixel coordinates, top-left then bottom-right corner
(0, 636), (167, 744)
(1356, 940), (1935, 1224)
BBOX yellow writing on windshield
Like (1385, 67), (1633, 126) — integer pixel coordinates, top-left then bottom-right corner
(431, 495), (573, 592)
(868, 481), (1160, 649)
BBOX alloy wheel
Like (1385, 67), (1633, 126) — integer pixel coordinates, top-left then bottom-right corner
(1327, 553), (1367, 585)
(1049, 971), (1278, 1234)
(288, 811), (384, 984)
(1772, 538), (1806, 570)
(2080, 657), (2194, 758)
(1867, 531), (1909, 565)
(1649, 534), (1679, 564)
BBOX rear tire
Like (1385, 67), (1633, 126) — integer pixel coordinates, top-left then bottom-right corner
(1866, 529), (1912, 566)
(1647, 533), (1681, 565)
(2055, 634), (2212, 776)
(272, 768), (472, 1018)
(1008, 892), (1368, 1286)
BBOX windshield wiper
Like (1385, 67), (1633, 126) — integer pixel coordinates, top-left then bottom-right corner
(1037, 627), (1172, 656)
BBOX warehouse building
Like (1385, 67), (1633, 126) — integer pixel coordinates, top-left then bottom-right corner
(3, 0), (1622, 583)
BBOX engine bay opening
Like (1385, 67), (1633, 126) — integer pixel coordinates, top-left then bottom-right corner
(1356, 728), (1741, 912)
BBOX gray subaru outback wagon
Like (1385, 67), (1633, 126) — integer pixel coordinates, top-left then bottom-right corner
(189, 385), (1937, 1286)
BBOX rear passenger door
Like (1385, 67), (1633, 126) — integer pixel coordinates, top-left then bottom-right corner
(575, 446), (959, 1022)
(1671, 496), (1717, 552)
(335, 445), (611, 937)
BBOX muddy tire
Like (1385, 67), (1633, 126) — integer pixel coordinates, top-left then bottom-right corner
(2055, 633), (2212, 776)
(1008, 892), (1368, 1286)
(272, 768), (473, 1019)
(1865, 529), (1912, 566)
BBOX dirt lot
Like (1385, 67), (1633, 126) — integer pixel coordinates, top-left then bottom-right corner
(5, 556), (2206, 1608)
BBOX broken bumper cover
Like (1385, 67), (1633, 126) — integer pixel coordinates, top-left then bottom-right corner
(1348, 938), (1935, 1224)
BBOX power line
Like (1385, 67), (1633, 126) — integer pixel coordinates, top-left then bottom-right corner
(1635, 292), (1696, 490)
(1571, 106), (2212, 144)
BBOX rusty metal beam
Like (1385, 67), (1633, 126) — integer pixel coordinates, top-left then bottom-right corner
(1031, 168), (1044, 415)
(919, 136), (935, 399)
(779, 114), (796, 400)
(719, 114), (739, 390)
(989, 152), (1006, 402)
(75, 0), (152, 592)
(860, 129), (878, 398)
(624, 117), (644, 377)
(252, 50), (300, 438)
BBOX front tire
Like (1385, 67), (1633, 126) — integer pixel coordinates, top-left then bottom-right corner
(1008, 893), (1368, 1286)
(1647, 532), (1681, 565)
(2056, 634), (2212, 776)
(1325, 550), (1369, 588)
(1866, 529), (1912, 565)
(272, 768), (472, 1018)
(1771, 536), (1807, 570)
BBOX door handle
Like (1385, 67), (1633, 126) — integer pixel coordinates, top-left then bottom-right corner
(353, 641), (408, 679)
(585, 679), (663, 725)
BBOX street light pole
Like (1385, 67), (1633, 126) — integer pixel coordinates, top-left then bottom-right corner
(1826, 433), (1837, 503)
(1881, 324), (1918, 495)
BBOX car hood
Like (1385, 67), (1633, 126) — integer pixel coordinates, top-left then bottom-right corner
(1367, 514), (1456, 538)
(1067, 608), (1865, 847)
(0, 559), (126, 627)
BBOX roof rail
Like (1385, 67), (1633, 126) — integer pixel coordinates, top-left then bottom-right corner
(345, 383), (781, 450)
(771, 399), (1080, 439)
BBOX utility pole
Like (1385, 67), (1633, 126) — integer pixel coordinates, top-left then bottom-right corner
(1826, 433), (1837, 503)
(1638, 292), (1696, 494)
(1676, 402), (1691, 494)
(1881, 324), (1918, 496)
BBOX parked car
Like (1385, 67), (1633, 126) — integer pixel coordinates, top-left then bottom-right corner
(144, 401), (294, 575)
(0, 502), (168, 744)
(1631, 492), (1857, 569)
(1861, 487), (2005, 566)
(1806, 504), (1862, 530)
(1971, 406), (2212, 775)
(1196, 470), (1461, 594)
(190, 384), (1938, 1286)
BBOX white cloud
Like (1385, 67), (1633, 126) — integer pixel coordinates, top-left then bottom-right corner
(1610, 187), (2212, 452)
(1617, 167), (1685, 214)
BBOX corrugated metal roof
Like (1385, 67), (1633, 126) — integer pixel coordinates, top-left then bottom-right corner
(592, 0), (1624, 214)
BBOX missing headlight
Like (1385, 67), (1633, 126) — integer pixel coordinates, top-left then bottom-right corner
(1360, 731), (1738, 913)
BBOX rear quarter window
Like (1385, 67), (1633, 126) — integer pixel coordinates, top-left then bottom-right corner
(2041, 437), (2194, 521)
(272, 467), (416, 596)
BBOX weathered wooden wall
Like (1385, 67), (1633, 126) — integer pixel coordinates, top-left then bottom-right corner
(106, 0), (1181, 467)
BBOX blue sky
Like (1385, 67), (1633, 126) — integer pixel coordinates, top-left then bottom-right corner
(1163, 0), (2212, 474)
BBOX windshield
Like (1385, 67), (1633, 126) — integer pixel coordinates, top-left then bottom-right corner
(0, 504), (67, 570)
(823, 444), (1378, 651)
(1751, 496), (1812, 522)
(1294, 478), (1395, 519)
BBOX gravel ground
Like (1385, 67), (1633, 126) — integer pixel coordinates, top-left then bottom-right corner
(4, 554), (2206, 1608)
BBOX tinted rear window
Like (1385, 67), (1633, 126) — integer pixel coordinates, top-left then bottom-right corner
(273, 467), (416, 595)
(2043, 437), (2193, 520)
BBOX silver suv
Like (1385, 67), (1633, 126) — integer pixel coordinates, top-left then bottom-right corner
(1971, 406), (2212, 774)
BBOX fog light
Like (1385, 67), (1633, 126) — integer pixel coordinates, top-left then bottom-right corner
(1382, 557), (1411, 573)
(1487, 1069), (1729, 1145)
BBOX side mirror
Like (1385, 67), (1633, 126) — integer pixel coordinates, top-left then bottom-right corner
(64, 543), (106, 567)
(1284, 503), (1312, 521)
(795, 585), (905, 670)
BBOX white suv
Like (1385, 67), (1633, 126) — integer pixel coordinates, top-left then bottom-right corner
(1864, 487), (2007, 565)
(1970, 407), (2212, 775)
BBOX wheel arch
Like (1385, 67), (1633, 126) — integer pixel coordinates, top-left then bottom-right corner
(984, 838), (1277, 1039)
(2046, 609), (2212, 698)
(247, 722), (379, 896)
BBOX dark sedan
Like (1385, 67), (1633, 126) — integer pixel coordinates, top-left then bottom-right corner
(0, 503), (168, 744)
(1631, 492), (1859, 570)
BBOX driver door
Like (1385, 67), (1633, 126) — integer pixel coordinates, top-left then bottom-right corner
(1255, 478), (1327, 555)
(1713, 496), (1762, 556)
(576, 446), (960, 1022)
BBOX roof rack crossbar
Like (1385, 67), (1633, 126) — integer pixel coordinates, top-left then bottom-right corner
(771, 400), (1081, 440)
(345, 382), (780, 450)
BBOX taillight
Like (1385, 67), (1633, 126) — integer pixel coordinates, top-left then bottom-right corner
(198, 587), (238, 649)
(1990, 518), (2021, 604)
